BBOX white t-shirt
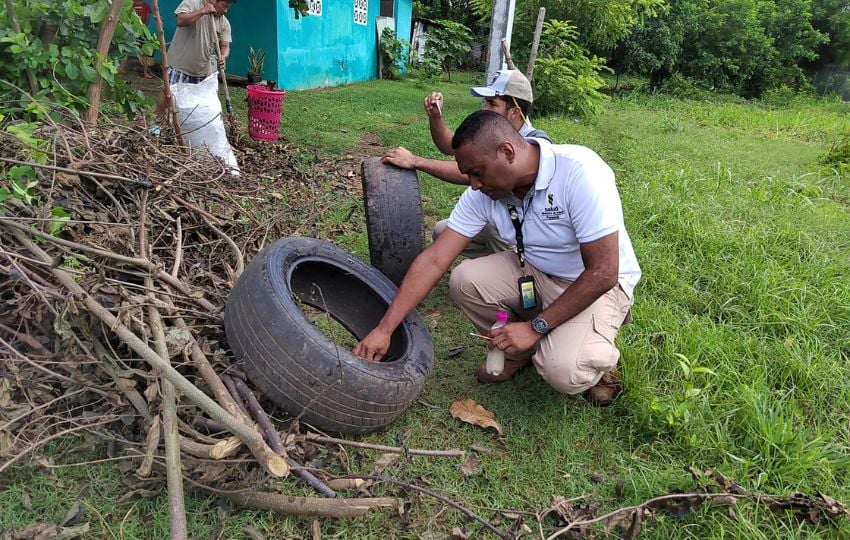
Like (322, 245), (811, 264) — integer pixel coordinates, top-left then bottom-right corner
(447, 138), (642, 298)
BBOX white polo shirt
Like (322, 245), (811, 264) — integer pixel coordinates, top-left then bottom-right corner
(446, 138), (641, 298)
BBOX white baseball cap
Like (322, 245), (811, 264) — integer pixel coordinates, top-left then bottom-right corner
(470, 69), (534, 103)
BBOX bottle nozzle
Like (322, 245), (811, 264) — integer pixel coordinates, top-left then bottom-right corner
(496, 311), (508, 323)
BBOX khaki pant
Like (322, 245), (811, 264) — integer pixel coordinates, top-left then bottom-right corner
(449, 251), (632, 394)
(433, 219), (514, 259)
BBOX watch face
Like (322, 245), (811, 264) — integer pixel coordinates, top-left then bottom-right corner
(533, 317), (548, 334)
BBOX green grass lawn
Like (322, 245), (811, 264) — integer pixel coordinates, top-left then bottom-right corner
(3, 76), (849, 538)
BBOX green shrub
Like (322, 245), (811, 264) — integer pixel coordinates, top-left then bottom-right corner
(378, 28), (408, 80)
(0, 0), (155, 119)
(423, 20), (472, 80)
(824, 131), (850, 173)
(532, 20), (611, 117)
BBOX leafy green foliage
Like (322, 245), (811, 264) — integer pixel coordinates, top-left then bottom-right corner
(247, 47), (266, 76)
(647, 353), (716, 440)
(611, 5), (685, 89)
(7, 165), (38, 205)
(811, 0), (850, 65)
(533, 20), (611, 117)
(0, 0), (155, 119)
(423, 20), (472, 79)
(378, 28), (408, 80)
(823, 131), (850, 174)
(614, 0), (828, 97)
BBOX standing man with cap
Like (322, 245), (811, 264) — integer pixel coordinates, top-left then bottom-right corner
(382, 69), (552, 258)
(356, 110), (640, 403)
(166, 0), (234, 85)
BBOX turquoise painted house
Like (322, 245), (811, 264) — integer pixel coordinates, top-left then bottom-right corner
(157, 0), (413, 90)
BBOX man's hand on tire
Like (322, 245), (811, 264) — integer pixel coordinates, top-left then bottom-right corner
(353, 328), (392, 362)
(381, 147), (419, 170)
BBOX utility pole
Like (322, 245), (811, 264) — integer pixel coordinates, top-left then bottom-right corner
(485, 0), (516, 83)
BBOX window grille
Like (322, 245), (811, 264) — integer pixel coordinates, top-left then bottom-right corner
(354, 0), (367, 25)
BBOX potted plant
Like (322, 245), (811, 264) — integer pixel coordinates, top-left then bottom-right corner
(247, 47), (266, 84)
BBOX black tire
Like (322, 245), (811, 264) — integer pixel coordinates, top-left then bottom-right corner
(224, 237), (434, 435)
(361, 157), (426, 286)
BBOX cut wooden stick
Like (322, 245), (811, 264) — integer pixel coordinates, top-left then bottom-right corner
(303, 434), (464, 457)
(230, 377), (336, 498)
(179, 435), (242, 459)
(341, 474), (511, 538)
(469, 332), (492, 341)
(141, 188), (188, 540)
(166, 303), (245, 421)
(226, 492), (397, 518)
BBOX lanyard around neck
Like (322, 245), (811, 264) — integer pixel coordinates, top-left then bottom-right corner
(507, 196), (532, 268)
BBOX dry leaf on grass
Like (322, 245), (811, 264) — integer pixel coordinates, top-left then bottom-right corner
(449, 399), (503, 435)
(459, 454), (481, 478)
(372, 452), (398, 475)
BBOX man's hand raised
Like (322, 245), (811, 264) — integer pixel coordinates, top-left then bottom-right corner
(381, 147), (419, 170)
(423, 92), (443, 119)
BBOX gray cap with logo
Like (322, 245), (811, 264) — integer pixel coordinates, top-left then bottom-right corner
(470, 69), (534, 103)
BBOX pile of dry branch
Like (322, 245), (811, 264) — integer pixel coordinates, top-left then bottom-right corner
(0, 113), (474, 538)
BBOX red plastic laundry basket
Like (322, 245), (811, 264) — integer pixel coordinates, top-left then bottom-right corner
(247, 85), (286, 141)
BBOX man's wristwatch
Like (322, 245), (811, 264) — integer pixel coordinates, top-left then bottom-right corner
(531, 316), (550, 335)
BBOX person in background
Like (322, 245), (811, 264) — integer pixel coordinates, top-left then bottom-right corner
(382, 70), (552, 259)
(165, 0), (234, 85)
(356, 110), (640, 403)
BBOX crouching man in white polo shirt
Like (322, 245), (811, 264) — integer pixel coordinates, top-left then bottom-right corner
(354, 110), (641, 405)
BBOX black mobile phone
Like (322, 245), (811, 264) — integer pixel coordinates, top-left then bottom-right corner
(518, 275), (537, 310)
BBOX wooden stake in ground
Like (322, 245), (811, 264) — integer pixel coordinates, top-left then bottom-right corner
(151, 0), (185, 146)
(84, 0), (126, 125)
(526, 8), (546, 82)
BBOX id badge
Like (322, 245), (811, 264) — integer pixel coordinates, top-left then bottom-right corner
(518, 276), (537, 310)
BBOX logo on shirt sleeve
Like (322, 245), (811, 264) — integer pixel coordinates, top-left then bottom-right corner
(541, 192), (565, 221)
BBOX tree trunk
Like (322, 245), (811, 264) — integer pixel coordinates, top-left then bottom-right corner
(84, 0), (127, 124)
(4, 0), (40, 95)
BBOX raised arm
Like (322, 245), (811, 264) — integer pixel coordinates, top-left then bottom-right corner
(381, 147), (470, 185)
(424, 92), (455, 155)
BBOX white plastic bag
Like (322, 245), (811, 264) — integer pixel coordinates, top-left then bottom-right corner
(172, 73), (239, 171)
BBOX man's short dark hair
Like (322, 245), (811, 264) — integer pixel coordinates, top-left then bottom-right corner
(451, 110), (525, 152)
(497, 95), (533, 117)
